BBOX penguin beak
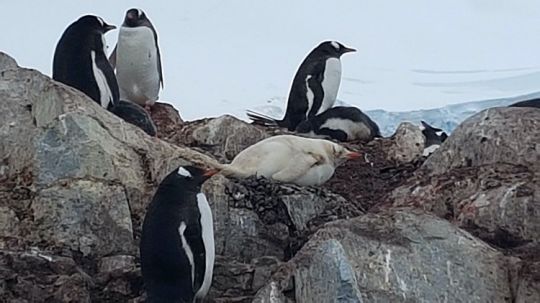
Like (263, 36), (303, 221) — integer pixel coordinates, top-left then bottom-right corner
(103, 24), (116, 32)
(202, 169), (219, 178)
(342, 46), (356, 53)
(345, 151), (362, 160)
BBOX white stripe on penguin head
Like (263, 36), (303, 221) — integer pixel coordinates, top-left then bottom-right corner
(331, 41), (340, 50)
(177, 167), (192, 178)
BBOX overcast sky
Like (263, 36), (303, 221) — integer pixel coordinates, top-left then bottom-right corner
(2, 0), (540, 120)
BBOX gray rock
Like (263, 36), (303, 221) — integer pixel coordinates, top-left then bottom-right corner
(422, 107), (540, 175)
(0, 52), (17, 71)
(0, 206), (19, 241)
(0, 51), (221, 256)
(260, 209), (513, 303)
(386, 122), (425, 163)
(99, 255), (136, 274)
(31, 181), (134, 256)
(191, 115), (269, 161)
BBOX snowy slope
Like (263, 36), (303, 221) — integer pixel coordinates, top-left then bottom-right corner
(243, 92), (540, 137)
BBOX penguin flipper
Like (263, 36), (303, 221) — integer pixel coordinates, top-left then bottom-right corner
(246, 110), (280, 127)
(108, 44), (117, 70)
(182, 222), (207, 292)
(272, 153), (319, 183)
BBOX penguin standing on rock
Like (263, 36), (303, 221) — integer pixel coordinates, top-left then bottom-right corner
(295, 106), (381, 142)
(420, 121), (448, 156)
(140, 166), (217, 303)
(53, 15), (119, 109)
(109, 8), (163, 111)
(247, 41), (355, 131)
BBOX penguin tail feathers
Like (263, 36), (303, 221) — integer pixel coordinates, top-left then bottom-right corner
(246, 110), (282, 127)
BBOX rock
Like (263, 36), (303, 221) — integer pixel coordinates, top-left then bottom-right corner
(422, 107), (540, 175)
(191, 115), (269, 161)
(0, 51), (221, 255)
(53, 273), (92, 303)
(385, 122), (425, 163)
(98, 255), (136, 275)
(0, 52), (17, 71)
(259, 209), (514, 303)
(149, 101), (183, 139)
(514, 261), (540, 303)
(0, 206), (19, 242)
(389, 107), (540, 249)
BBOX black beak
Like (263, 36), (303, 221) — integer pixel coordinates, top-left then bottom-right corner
(342, 46), (356, 53)
(103, 23), (116, 32)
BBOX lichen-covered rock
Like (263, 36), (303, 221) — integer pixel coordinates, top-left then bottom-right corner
(422, 107), (540, 175)
(385, 122), (425, 163)
(259, 209), (514, 303)
(191, 115), (269, 161)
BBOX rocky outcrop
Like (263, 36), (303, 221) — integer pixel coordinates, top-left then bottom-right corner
(254, 209), (514, 303)
(1, 49), (539, 303)
(389, 107), (540, 250)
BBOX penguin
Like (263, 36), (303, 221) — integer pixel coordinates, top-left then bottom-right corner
(140, 165), (217, 303)
(53, 15), (119, 110)
(109, 100), (157, 136)
(508, 99), (540, 108)
(221, 135), (361, 186)
(295, 106), (381, 142)
(419, 121), (448, 156)
(109, 8), (163, 111)
(247, 41), (356, 131)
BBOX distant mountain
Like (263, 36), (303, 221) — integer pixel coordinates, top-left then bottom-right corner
(246, 92), (540, 137)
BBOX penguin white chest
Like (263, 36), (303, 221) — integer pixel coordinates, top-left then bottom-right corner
(318, 58), (342, 114)
(116, 26), (160, 104)
(194, 193), (215, 299)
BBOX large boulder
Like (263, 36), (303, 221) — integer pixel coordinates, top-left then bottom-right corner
(0, 52), (219, 301)
(422, 107), (540, 174)
(389, 107), (540, 248)
(255, 209), (514, 303)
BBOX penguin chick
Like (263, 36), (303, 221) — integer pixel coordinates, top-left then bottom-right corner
(295, 106), (381, 142)
(221, 135), (361, 186)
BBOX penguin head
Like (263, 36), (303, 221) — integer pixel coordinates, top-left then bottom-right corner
(317, 41), (356, 58)
(76, 15), (116, 34)
(420, 121), (448, 146)
(124, 8), (152, 27)
(325, 142), (362, 166)
(167, 165), (219, 189)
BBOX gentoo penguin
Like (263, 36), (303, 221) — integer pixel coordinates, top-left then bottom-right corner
(247, 41), (356, 131)
(420, 121), (448, 156)
(221, 135), (361, 186)
(110, 100), (157, 136)
(53, 15), (118, 109)
(295, 106), (381, 142)
(140, 165), (217, 303)
(509, 99), (540, 108)
(109, 8), (163, 111)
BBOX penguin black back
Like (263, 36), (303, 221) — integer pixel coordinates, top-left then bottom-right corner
(296, 106), (381, 142)
(509, 99), (540, 109)
(247, 41), (355, 131)
(110, 100), (157, 136)
(420, 121), (448, 156)
(141, 166), (216, 303)
(53, 15), (119, 109)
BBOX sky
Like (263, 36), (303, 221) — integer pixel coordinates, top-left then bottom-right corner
(2, 0), (540, 120)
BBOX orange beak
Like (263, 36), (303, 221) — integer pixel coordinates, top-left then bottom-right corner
(203, 168), (219, 177)
(346, 151), (362, 160)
